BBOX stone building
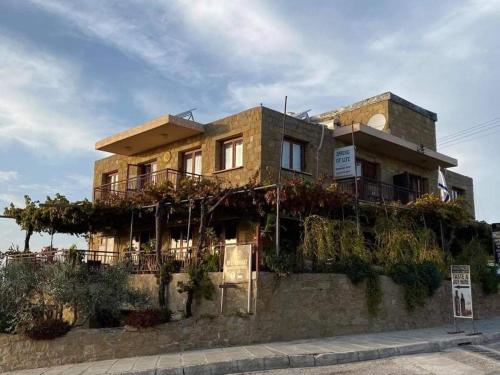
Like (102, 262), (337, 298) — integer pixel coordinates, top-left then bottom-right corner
(91, 92), (474, 258)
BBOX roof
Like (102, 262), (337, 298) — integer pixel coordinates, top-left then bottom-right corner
(334, 123), (457, 169)
(314, 92), (438, 122)
(95, 115), (205, 156)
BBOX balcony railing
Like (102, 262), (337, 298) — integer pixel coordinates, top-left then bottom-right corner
(93, 168), (204, 202)
(335, 177), (424, 204)
(4, 244), (238, 274)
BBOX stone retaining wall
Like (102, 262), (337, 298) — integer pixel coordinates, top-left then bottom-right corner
(2, 273), (500, 372)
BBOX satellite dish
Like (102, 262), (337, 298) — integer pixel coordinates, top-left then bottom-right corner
(367, 113), (387, 131)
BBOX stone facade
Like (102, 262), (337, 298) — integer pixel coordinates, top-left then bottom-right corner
(446, 170), (475, 217)
(2, 272), (500, 372)
(92, 92), (476, 250)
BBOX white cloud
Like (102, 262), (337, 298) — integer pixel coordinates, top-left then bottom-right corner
(0, 193), (24, 207)
(29, 0), (200, 82)
(0, 32), (114, 155)
(0, 171), (18, 183)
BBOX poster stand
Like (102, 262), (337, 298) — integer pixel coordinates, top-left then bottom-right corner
(219, 245), (253, 315)
(447, 318), (464, 334)
(466, 318), (482, 336)
(449, 265), (482, 336)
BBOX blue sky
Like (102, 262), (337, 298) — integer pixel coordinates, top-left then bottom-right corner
(1, 0), (499, 250)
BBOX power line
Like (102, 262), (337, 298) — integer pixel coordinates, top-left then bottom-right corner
(438, 122), (500, 146)
(439, 127), (500, 149)
(438, 117), (500, 142)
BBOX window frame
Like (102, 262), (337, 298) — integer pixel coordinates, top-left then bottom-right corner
(102, 171), (119, 189)
(220, 137), (243, 170)
(281, 137), (305, 172)
(183, 149), (202, 176)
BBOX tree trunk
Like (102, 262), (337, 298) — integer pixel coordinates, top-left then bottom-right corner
(24, 227), (33, 251)
(186, 289), (194, 318)
(155, 199), (169, 308)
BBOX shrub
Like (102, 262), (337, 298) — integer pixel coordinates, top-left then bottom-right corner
(479, 267), (499, 295)
(125, 309), (171, 328)
(332, 256), (382, 317)
(388, 261), (443, 311)
(264, 250), (296, 277)
(339, 256), (371, 285)
(23, 318), (71, 340)
(301, 216), (368, 269)
(455, 239), (498, 294)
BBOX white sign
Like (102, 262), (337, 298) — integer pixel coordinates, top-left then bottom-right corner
(451, 265), (473, 319)
(334, 146), (356, 178)
(223, 245), (252, 284)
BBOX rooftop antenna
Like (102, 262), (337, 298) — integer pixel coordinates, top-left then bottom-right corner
(292, 109), (311, 122)
(175, 108), (196, 121)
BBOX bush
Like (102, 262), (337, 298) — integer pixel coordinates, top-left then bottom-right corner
(455, 239), (498, 294)
(479, 267), (499, 295)
(23, 318), (71, 340)
(264, 251), (296, 277)
(388, 261), (443, 311)
(125, 309), (171, 328)
(339, 256), (371, 285)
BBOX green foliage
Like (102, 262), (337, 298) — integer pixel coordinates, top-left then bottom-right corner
(366, 271), (383, 317)
(374, 214), (444, 268)
(479, 267), (499, 295)
(0, 260), (149, 335)
(455, 239), (498, 294)
(22, 318), (71, 340)
(388, 261), (443, 312)
(333, 256), (383, 317)
(264, 250), (296, 277)
(301, 216), (368, 270)
(125, 308), (171, 328)
(202, 252), (221, 272)
(338, 256), (372, 285)
(159, 258), (182, 284)
(177, 262), (216, 317)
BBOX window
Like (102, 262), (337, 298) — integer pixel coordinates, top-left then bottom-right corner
(451, 187), (465, 200)
(138, 161), (157, 187)
(281, 138), (304, 172)
(221, 137), (243, 170)
(102, 171), (119, 192)
(183, 149), (202, 176)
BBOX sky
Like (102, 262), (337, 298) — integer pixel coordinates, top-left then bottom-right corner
(0, 0), (499, 250)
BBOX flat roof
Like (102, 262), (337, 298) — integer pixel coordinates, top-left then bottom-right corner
(314, 92), (438, 122)
(334, 124), (457, 169)
(95, 115), (205, 156)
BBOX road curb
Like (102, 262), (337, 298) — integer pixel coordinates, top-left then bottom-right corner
(4, 330), (498, 375)
(126, 332), (497, 375)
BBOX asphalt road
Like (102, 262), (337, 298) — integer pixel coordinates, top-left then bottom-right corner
(237, 342), (500, 375)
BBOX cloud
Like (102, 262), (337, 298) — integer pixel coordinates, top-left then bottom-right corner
(0, 193), (24, 207)
(0, 32), (115, 155)
(0, 171), (18, 183)
(29, 0), (201, 83)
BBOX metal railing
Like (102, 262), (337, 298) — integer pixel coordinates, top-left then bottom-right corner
(93, 168), (205, 202)
(4, 244), (232, 274)
(335, 177), (424, 204)
(5, 249), (120, 268)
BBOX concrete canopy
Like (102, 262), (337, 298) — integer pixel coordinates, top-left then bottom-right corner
(95, 115), (205, 156)
(333, 123), (457, 169)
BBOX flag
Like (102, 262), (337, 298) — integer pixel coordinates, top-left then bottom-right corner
(438, 167), (450, 202)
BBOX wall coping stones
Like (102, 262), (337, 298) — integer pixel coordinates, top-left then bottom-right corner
(314, 92), (438, 122)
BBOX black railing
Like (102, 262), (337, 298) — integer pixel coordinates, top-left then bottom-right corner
(93, 168), (204, 202)
(4, 244), (249, 274)
(335, 177), (424, 204)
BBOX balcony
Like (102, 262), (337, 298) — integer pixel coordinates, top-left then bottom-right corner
(93, 168), (204, 202)
(335, 177), (424, 204)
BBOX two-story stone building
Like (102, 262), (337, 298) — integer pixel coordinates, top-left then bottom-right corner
(91, 92), (474, 257)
